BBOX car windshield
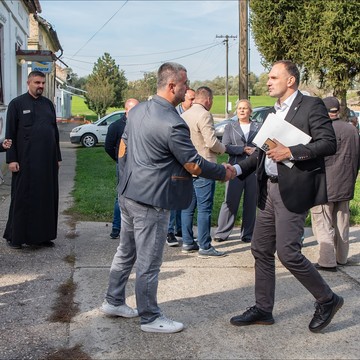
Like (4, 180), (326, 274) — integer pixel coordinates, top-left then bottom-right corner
(94, 112), (124, 125)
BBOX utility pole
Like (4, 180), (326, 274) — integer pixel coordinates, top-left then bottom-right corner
(238, 0), (249, 100)
(216, 34), (237, 117)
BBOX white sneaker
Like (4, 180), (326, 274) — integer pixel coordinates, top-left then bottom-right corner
(100, 300), (138, 318)
(141, 316), (184, 333)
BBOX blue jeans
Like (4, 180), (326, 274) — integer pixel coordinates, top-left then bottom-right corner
(106, 195), (170, 324)
(112, 163), (121, 231)
(167, 210), (182, 233)
(112, 197), (121, 230)
(181, 177), (215, 250)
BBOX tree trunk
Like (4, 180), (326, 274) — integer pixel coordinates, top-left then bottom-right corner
(333, 88), (347, 120)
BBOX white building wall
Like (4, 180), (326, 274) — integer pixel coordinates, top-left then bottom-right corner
(0, 0), (30, 172)
(1, 1), (29, 104)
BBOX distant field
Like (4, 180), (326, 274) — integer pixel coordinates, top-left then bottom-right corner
(71, 94), (274, 121)
(71, 96), (122, 122)
(211, 95), (274, 115)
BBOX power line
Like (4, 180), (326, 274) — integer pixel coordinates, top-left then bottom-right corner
(63, 42), (222, 67)
(67, 42), (218, 58)
(70, 0), (129, 59)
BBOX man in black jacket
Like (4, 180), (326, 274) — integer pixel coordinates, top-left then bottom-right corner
(104, 98), (139, 239)
(230, 60), (343, 333)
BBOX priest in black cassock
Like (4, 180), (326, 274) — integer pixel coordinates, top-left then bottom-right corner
(4, 70), (62, 249)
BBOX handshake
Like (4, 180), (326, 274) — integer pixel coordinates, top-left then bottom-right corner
(222, 163), (237, 181)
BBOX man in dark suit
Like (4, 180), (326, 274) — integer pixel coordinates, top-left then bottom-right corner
(230, 60), (343, 333)
(101, 62), (235, 334)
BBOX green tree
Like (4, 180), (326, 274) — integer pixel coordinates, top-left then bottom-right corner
(248, 72), (258, 96)
(84, 53), (127, 116)
(208, 76), (226, 95)
(250, 0), (303, 67)
(300, 0), (360, 111)
(67, 68), (88, 94)
(85, 75), (115, 118)
(252, 73), (268, 96)
(250, 0), (360, 109)
(126, 71), (157, 102)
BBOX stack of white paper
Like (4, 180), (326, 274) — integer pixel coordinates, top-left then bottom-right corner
(252, 113), (312, 168)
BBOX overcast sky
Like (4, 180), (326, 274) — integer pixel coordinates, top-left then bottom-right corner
(40, 0), (267, 82)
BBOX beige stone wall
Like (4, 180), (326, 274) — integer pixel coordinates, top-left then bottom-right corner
(56, 64), (68, 83)
(28, 16), (39, 50)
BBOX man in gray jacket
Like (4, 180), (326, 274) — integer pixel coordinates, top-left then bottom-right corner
(311, 96), (360, 272)
(100, 62), (235, 334)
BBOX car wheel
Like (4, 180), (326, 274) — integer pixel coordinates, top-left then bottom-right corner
(81, 133), (97, 148)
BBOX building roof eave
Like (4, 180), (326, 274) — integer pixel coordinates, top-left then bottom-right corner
(22, 0), (42, 14)
(16, 49), (56, 62)
(33, 14), (63, 53)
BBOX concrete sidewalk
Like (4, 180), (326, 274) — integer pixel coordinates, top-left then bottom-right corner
(0, 139), (359, 359)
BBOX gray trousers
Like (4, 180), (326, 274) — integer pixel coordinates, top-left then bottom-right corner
(311, 201), (350, 267)
(215, 172), (256, 241)
(105, 195), (170, 324)
(252, 181), (333, 313)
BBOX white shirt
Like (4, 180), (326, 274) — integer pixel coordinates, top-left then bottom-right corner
(239, 123), (251, 141)
(264, 90), (299, 176)
(234, 90), (299, 176)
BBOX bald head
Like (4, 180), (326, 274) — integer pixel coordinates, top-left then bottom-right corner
(125, 98), (139, 115)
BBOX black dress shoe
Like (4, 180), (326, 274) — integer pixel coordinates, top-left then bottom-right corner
(314, 263), (337, 272)
(230, 306), (274, 326)
(6, 240), (22, 249)
(241, 237), (251, 243)
(213, 237), (226, 243)
(309, 293), (343, 333)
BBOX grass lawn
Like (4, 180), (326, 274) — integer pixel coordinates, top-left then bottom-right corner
(71, 94), (275, 121)
(71, 96), (123, 122)
(66, 148), (360, 227)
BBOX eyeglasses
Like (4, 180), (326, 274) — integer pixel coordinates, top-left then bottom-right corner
(329, 109), (338, 113)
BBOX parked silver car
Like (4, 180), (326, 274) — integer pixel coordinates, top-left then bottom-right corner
(215, 106), (271, 139)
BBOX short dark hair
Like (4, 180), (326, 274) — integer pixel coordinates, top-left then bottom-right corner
(28, 70), (46, 79)
(157, 62), (187, 90)
(273, 60), (300, 86)
(195, 86), (213, 99)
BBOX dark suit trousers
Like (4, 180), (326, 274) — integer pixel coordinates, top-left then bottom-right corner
(252, 180), (333, 313)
